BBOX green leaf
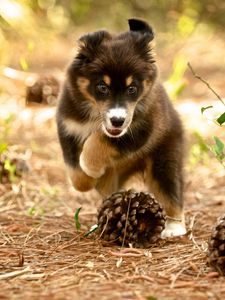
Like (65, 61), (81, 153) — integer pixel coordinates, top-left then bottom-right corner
(212, 136), (225, 161)
(84, 224), (98, 237)
(216, 112), (225, 125)
(28, 206), (36, 216)
(147, 296), (158, 300)
(19, 57), (29, 71)
(0, 142), (8, 154)
(4, 114), (15, 125)
(201, 105), (213, 114)
(74, 207), (82, 230)
(4, 158), (17, 182)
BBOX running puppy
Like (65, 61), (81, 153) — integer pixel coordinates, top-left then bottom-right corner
(56, 19), (186, 238)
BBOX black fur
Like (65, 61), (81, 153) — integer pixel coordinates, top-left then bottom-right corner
(57, 19), (184, 220)
(128, 18), (154, 41)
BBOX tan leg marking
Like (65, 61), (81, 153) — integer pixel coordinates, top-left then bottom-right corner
(80, 131), (119, 179)
(67, 166), (97, 192)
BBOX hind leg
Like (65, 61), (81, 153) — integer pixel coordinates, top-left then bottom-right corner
(145, 155), (186, 238)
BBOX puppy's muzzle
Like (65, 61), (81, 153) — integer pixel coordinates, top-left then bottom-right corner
(103, 108), (128, 138)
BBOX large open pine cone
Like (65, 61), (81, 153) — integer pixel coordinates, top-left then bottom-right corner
(97, 190), (166, 247)
(208, 214), (225, 275)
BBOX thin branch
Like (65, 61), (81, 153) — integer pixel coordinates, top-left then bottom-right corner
(121, 196), (132, 248)
(0, 266), (31, 280)
(187, 62), (225, 106)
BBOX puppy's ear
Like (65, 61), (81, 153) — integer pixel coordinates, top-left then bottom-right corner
(77, 30), (111, 63)
(128, 18), (154, 43)
(128, 19), (155, 63)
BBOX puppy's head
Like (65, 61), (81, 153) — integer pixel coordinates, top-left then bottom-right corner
(69, 19), (157, 138)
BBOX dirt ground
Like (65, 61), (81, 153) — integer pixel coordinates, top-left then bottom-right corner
(0, 32), (225, 299)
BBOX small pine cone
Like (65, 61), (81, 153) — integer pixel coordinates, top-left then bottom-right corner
(26, 75), (60, 105)
(208, 214), (225, 275)
(97, 190), (166, 247)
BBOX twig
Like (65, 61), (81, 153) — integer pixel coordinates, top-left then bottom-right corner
(110, 248), (144, 255)
(0, 266), (31, 280)
(173, 281), (195, 288)
(119, 275), (154, 283)
(109, 248), (147, 258)
(121, 196), (132, 247)
(109, 251), (143, 257)
(187, 62), (225, 106)
(2, 67), (37, 82)
(99, 215), (109, 239)
(20, 273), (45, 280)
(170, 267), (186, 288)
(188, 212), (203, 252)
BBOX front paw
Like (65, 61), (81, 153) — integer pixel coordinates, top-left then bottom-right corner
(79, 151), (105, 179)
(161, 220), (187, 238)
(67, 166), (97, 192)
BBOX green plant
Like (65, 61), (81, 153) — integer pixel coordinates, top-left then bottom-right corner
(74, 207), (82, 230)
(188, 63), (225, 167)
(74, 207), (98, 235)
(211, 136), (225, 165)
(189, 132), (210, 166)
(3, 158), (17, 182)
(165, 55), (187, 100)
(0, 114), (20, 183)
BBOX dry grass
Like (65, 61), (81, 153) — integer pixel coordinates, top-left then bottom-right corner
(0, 104), (225, 300)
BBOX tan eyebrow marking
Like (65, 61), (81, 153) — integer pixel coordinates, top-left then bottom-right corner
(77, 77), (97, 105)
(126, 76), (133, 87)
(103, 75), (111, 86)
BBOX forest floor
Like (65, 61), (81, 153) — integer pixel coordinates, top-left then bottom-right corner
(0, 90), (224, 300)
(0, 33), (225, 300)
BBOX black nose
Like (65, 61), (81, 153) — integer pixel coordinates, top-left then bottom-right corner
(110, 116), (125, 127)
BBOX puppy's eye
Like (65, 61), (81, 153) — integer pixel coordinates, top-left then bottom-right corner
(96, 83), (109, 96)
(127, 86), (137, 96)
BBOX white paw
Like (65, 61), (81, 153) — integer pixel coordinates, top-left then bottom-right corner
(79, 152), (105, 179)
(161, 220), (186, 238)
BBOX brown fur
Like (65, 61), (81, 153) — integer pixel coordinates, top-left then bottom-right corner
(76, 77), (97, 105)
(56, 19), (185, 231)
(68, 166), (97, 192)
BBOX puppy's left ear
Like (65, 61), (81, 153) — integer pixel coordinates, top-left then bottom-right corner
(77, 30), (111, 63)
(128, 18), (154, 43)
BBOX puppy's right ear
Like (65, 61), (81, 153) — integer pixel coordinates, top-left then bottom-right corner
(77, 30), (111, 63)
(128, 19), (154, 43)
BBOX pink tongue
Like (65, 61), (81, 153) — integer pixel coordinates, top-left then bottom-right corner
(107, 128), (122, 136)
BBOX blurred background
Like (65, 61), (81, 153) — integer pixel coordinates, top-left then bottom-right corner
(0, 0), (225, 214)
(0, 0), (225, 100)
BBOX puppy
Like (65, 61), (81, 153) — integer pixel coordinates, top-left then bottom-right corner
(56, 19), (186, 238)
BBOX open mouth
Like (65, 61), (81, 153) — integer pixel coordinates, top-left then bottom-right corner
(106, 128), (122, 136)
(102, 125), (126, 138)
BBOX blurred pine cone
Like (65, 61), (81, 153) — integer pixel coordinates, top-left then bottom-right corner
(97, 190), (166, 247)
(208, 214), (225, 275)
(26, 75), (60, 105)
